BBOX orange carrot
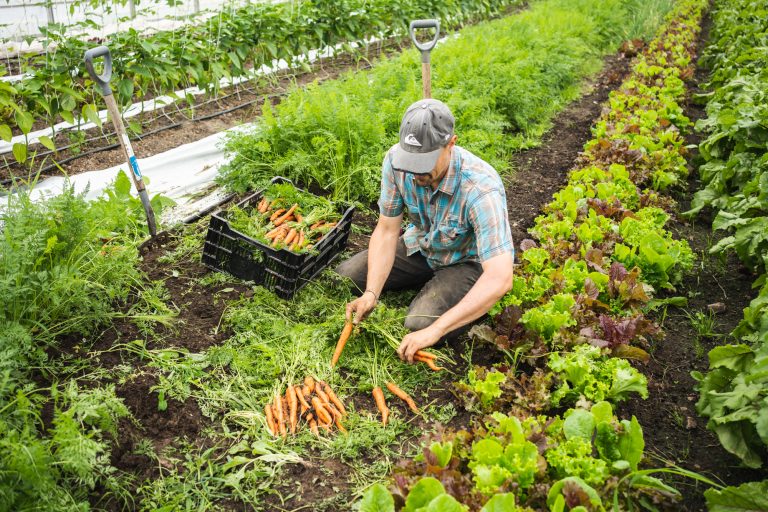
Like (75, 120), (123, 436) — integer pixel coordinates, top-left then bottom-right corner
(270, 208), (286, 222)
(325, 401), (342, 420)
(296, 213), (303, 223)
(296, 386), (311, 410)
(331, 321), (354, 368)
(312, 397), (333, 425)
(274, 391), (286, 437)
(304, 376), (315, 394)
(284, 228), (298, 245)
(265, 404), (276, 436)
(315, 384), (331, 406)
(258, 198), (271, 213)
(282, 396), (290, 434)
(414, 354), (444, 371)
(310, 220), (325, 230)
(324, 384), (347, 416)
(372, 386), (389, 426)
(415, 350), (437, 360)
(287, 385), (298, 435)
(307, 414), (320, 436)
(265, 226), (284, 240)
(273, 228), (288, 242)
(326, 403), (347, 433)
(296, 231), (305, 249)
(273, 204), (298, 226)
(386, 381), (419, 413)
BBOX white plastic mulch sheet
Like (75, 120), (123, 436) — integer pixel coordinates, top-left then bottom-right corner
(26, 123), (253, 223)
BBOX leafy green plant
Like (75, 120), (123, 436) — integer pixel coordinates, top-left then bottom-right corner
(704, 480), (768, 512)
(0, 171), (164, 346)
(547, 345), (648, 407)
(0, 380), (132, 511)
(692, 342), (768, 468)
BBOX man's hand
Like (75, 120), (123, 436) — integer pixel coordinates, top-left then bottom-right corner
(397, 325), (443, 363)
(345, 292), (377, 325)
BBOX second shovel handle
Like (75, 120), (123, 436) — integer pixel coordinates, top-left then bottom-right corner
(409, 19), (440, 62)
(84, 45), (113, 96)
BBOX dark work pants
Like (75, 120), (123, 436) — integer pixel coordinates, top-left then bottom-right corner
(335, 239), (483, 334)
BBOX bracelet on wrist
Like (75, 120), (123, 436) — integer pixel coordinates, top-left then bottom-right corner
(364, 289), (379, 301)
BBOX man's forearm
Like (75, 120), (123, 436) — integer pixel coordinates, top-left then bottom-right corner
(365, 226), (400, 295)
(429, 261), (513, 336)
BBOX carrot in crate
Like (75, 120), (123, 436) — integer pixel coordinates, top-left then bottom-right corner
(273, 204), (298, 226)
(270, 209), (286, 222)
(284, 228), (298, 245)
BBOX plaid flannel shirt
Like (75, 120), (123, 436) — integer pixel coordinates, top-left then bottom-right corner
(378, 144), (514, 269)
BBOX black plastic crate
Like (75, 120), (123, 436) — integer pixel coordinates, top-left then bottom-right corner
(202, 177), (355, 299)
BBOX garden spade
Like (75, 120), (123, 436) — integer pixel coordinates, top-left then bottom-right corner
(84, 45), (157, 237)
(409, 19), (440, 99)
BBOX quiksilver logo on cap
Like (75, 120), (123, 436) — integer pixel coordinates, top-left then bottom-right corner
(404, 134), (422, 147)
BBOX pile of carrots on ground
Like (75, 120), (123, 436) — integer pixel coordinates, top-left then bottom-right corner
(265, 376), (347, 437)
(263, 375), (424, 436)
(257, 198), (338, 252)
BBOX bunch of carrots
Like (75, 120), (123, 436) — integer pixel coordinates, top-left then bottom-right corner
(257, 198), (337, 253)
(331, 320), (444, 371)
(264, 376), (347, 437)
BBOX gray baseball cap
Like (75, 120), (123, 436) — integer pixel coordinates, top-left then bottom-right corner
(391, 99), (455, 174)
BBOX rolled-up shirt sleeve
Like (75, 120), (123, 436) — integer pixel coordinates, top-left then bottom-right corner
(468, 190), (514, 262)
(377, 153), (404, 217)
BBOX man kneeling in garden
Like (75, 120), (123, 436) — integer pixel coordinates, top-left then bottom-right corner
(336, 99), (515, 363)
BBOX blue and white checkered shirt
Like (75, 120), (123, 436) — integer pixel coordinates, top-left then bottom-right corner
(378, 145), (514, 269)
